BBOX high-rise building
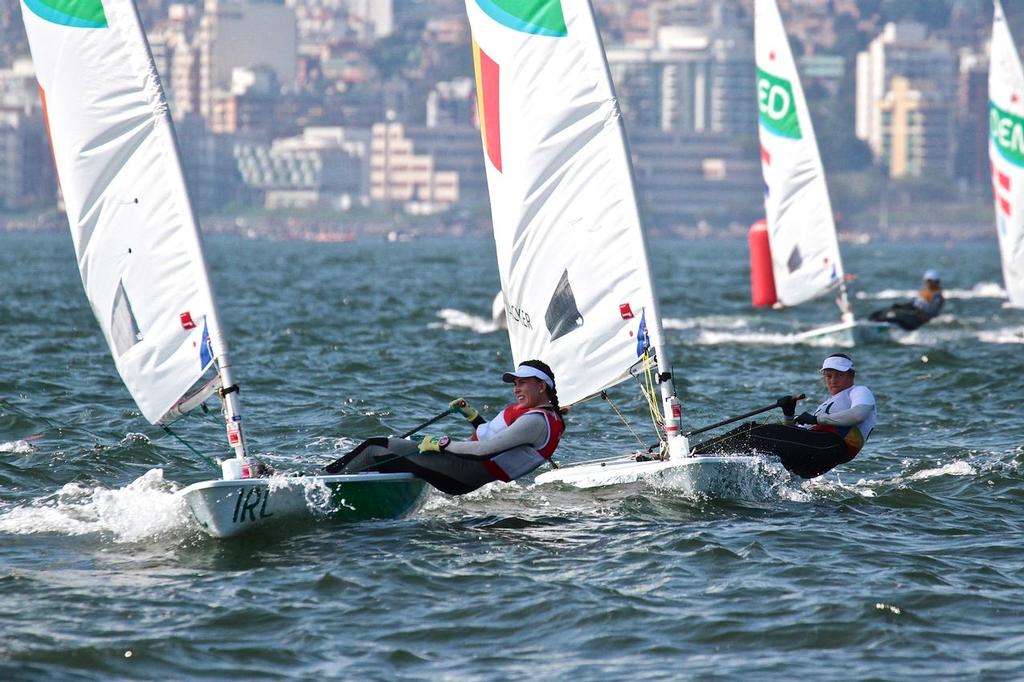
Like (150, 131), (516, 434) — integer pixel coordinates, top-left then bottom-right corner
(346, 0), (393, 40)
(855, 22), (956, 178)
(956, 48), (989, 186)
(876, 77), (954, 179)
(607, 24), (754, 137)
(0, 111), (56, 211)
(197, 0), (297, 121)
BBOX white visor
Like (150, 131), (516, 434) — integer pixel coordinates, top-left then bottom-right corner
(502, 365), (554, 388)
(820, 356), (854, 373)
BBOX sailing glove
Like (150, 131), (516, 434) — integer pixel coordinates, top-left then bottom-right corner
(795, 411), (818, 426)
(418, 435), (450, 453)
(776, 395), (798, 417)
(449, 398), (479, 422)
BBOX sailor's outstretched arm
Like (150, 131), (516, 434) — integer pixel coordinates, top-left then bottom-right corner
(816, 403), (872, 427)
(444, 415), (548, 458)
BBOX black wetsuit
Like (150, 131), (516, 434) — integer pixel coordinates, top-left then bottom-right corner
(323, 408), (560, 495)
(324, 438), (501, 495)
(691, 422), (855, 479)
(868, 291), (944, 331)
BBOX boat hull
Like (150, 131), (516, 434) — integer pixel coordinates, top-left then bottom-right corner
(792, 319), (892, 345)
(534, 454), (776, 496)
(180, 473), (429, 538)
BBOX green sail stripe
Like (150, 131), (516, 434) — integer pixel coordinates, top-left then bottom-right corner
(991, 102), (1024, 167)
(757, 67), (802, 140)
(475, 0), (567, 36)
(23, 0), (107, 28)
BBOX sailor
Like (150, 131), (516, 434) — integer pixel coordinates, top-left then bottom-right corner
(868, 269), (944, 331)
(778, 353), (877, 477)
(330, 360), (565, 495)
(693, 353), (876, 478)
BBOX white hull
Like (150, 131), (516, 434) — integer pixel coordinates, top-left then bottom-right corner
(181, 472), (429, 539)
(534, 454), (776, 496)
(792, 319), (891, 345)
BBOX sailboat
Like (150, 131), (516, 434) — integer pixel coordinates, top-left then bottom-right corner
(19, 0), (427, 537)
(753, 0), (885, 344)
(990, 0), (1024, 309)
(464, 0), (757, 490)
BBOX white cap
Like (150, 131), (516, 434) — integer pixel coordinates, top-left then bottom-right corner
(820, 355), (854, 373)
(502, 364), (554, 388)
(923, 269), (940, 282)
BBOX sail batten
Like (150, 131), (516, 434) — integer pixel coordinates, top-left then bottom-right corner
(20, 0), (234, 426)
(990, 0), (1024, 308)
(755, 0), (847, 310)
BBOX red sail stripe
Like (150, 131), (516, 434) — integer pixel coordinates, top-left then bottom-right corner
(478, 47), (502, 172)
(1000, 196), (1012, 216)
(760, 143), (771, 166)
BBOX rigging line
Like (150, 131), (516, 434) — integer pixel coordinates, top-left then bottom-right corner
(691, 416), (773, 451)
(637, 350), (666, 448)
(601, 391), (647, 449)
(161, 424), (218, 468)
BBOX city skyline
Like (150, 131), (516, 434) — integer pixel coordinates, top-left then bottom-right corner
(1, 0), (1021, 239)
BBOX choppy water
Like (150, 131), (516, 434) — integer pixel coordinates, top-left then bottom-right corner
(1, 232), (1022, 680)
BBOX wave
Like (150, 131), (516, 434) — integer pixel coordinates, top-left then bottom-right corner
(0, 469), (190, 542)
(434, 308), (503, 334)
(663, 315), (750, 331)
(906, 460), (977, 480)
(977, 327), (1024, 344)
(1, 440), (37, 454)
(693, 329), (846, 347)
(859, 282), (1007, 301)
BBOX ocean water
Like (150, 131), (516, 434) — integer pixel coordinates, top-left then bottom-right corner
(1, 232), (1022, 680)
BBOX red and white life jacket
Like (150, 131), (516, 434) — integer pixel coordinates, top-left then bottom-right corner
(474, 403), (564, 481)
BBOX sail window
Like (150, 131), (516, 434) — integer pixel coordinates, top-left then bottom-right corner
(545, 269), (584, 341)
(111, 281), (143, 356)
(787, 245), (803, 273)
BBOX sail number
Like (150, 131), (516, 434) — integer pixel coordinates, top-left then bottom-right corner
(756, 67), (802, 140)
(231, 485), (274, 523)
(991, 102), (1024, 167)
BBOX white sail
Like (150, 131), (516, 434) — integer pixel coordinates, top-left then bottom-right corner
(465, 0), (674, 410)
(20, 0), (236, 427)
(989, 0), (1024, 308)
(755, 0), (846, 309)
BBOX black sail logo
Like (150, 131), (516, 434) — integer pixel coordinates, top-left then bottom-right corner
(545, 269), (583, 341)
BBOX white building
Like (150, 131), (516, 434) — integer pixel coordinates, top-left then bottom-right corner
(370, 122), (458, 214)
(235, 126), (367, 210)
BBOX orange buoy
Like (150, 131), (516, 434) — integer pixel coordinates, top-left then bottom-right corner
(748, 220), (777, 307)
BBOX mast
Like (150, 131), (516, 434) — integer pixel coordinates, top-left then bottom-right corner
(581, 0), (687, 458)
(756, 0), (847, 315)
(465, 0), (686, 456)
(127, 0), (248, 459)
(20, 0), (247, 461)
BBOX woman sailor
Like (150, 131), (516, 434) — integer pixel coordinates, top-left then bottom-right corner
(331, 360), (565, 495)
